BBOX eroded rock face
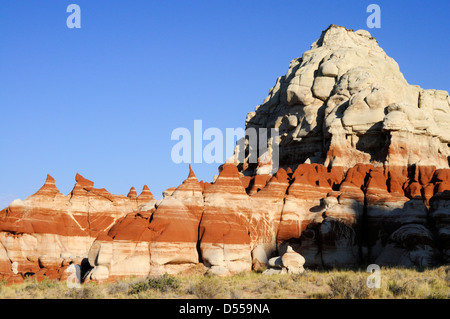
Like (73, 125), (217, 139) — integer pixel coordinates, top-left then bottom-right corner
(87, 166), (202, 279)
(1, 164), (449, 281)
(375, 224), (436, 268)
(430, 190), (450, 263)
(199, 164), (253, 275)
(0, 174), (147, 282)
(1, 25), (449, 282)
(250, 169), (290, 269)
(243, 25), (450, 175)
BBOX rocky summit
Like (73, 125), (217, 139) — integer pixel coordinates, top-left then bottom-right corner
(1, 25), (449, 283)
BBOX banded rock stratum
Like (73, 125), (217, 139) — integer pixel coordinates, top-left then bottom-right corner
(1, 25), (449, 283)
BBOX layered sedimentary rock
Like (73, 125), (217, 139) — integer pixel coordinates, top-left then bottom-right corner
(0, 174), (149, 282)
(249, 169), (290, 269)
(87, 165), (202, 280)
(1, 166), (449, 281)
(199, 164), (253, 275)
(0, 25), (449, 282)
(237, 25), (450, 269)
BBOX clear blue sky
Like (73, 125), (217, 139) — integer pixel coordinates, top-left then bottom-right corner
(0, 0), (449, 205)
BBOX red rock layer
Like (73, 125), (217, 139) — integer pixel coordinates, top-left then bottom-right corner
(199, 164), (253, 274)
(248, 174), (271, 195)
(200, 164), (250, 244)
(277, 164), (334, 247)
(1, 164), (449, 281)
(137, 185), (155, 205)
(249, 169), (290, 268)
(87, 165), (203, 279)
(127, 187), (137, 200)
(0, 173), (156, 281)
(149, 165), (203, 247)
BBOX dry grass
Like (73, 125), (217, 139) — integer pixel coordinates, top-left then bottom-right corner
(0, 266), (448, 299)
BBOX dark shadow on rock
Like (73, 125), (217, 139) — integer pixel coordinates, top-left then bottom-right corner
(280, 193), (446, 269)
(80, 258), (92, 283)
(355, 123), (388, 163)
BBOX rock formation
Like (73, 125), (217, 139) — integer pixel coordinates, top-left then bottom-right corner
(0, 174), (144, 283)
(87, 165), (201, 280)
(264, 246), (306, 275)
(243, 25), (449, 175)
(0, 25), (449, 283)
(199, 164), (253, 275)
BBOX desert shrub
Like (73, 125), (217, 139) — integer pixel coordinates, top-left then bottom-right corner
(0, 279), (6, 295)
(307, 292), (329, 299)
(24, 277), (60, 292)
(445, 266), (450, 282)
(128, 274), (180, 295)
(290, 271), (308, 281)
(328, 273), (371, 299)
(254, 276), (278, 294)
(387, 280), (416, 298)
(277, 276), (291, 290)
(129, 281), (149, 295)
(106, 281), (130, 296)
(426, 290), (447, 299)
(191, 276), (223, 299)
(1, 267), (447, 299)
(65, 286), (96, 299)
(228, 287), (243, 299)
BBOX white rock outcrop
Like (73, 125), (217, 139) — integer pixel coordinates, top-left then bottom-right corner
(264, 246), (305, 275)
(243, 25), (449, 174)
